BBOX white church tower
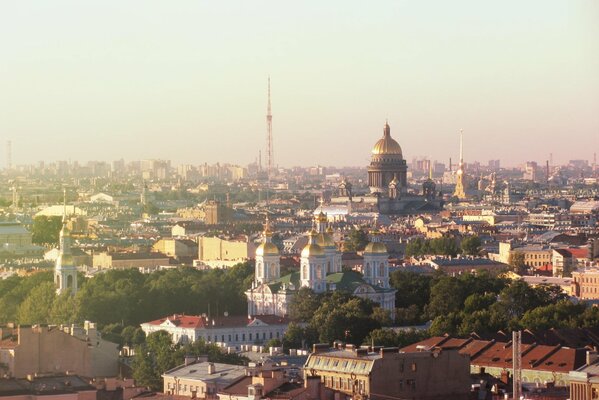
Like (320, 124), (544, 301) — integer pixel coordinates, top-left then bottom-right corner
(300, 229), (326, 293)
(54, 190), (78, 295)
(254, 216), (280, 285)
(314, 211), (341, 274)
(362, 226), (390, 289)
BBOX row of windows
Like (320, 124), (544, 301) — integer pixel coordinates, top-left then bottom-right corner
(172, 330), (281, 343)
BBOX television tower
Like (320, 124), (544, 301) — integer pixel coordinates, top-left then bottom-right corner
(266, 77), (273, 178)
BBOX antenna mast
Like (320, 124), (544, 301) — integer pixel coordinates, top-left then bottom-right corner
(266, 77), (273, 178)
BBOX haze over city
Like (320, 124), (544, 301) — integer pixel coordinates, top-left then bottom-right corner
(1, 0), (598, 166)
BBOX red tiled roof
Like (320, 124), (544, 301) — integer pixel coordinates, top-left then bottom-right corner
(144, 314), (289, 329)
(568, 248), (589, 259)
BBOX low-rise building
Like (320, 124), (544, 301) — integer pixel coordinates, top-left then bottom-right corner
(573, 269), (599, 300)
(0, 374), (96, 400)
(304, 343), (471, 400)
(198, 236), (255, 268)
(163, 362), (247, 399)
(140, 314), (289, 349)
(0, 222), (41, 256)
(423, 257), (508, 276)
(93, 251), (170, 269)
(152, 238), (198, 262)
(569, 355), (599, 400)
(403, 335), (591, 387)
(0, 322), (119, 379)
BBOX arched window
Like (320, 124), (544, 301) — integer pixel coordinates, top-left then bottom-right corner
(302, 264), (308, 279)
(327, 261), (331, 273)
(316, 265), (323, 279)
(269, 262), (277, 279)
(67, 274), (73, 288)
(379, 263), (385, 277)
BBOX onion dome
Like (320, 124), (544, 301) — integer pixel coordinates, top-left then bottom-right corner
(256, 242), (279, 256)
(364, 224), (387, 254)
(315, 232), (335, 248)
(364, 241), (387, 254)
(301, 230), (325, 257)
(256, 216), (279, 256)
(372, 122), (403, 156)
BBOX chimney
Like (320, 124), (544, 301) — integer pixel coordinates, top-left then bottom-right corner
(587, 350), (598, 366)
(207, 362), (216, 374)
(184, 354), (196, 366)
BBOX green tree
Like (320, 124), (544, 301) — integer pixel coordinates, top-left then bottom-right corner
(343, 228), (369, 252)
(429, 312), (462, 336)
(426, 276), (467, 318)
(31, 216), (63, 245)
(364, 328), (429, 348)
(50, 292), (79, 324)
(311, 292), (380, 345)
(17, 282), (56, 324)
(132, 331), (180, 390)
(508, 252), (526, 275)
(390, 270), (432, 311)
(371, 307), (393, 327)
(288, 287), (320, 323)
(461, 235), (482, 255)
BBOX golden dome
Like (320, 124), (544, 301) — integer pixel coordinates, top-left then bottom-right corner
(316, 211), (327, 223)
(326, 226), (334, 234)
(364, 242), (387, 254)
(315, 232), (335, 248)
(256, 242), (279, 256)
(371, 122), (403, 156)
(302, 230), (325, 257)
(301, 243), (325, 258)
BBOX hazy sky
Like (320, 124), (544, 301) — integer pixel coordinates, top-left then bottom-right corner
(1, 1), (598, 168)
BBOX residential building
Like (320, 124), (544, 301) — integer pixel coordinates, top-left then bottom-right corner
(0, 322), (119, 379)
(92, 251), (170, 269)
(152, 238), (198, 261)
(572, 269), (599, 300)
(0, 374), (96, 400)
(403, 334), (591, 387)
(140, 314), (289, 349)
(569, 354), (599, 400)
(163, 362), (247, 399)
(198, 236), (255, 268)
(304, 343), (471, 400)
(0, 222), (40, 256)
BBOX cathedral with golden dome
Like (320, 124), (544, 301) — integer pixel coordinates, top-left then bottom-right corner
(361, 121), (443, 214)
(368, 121), (408, 194)
(245, 214), (396, 319)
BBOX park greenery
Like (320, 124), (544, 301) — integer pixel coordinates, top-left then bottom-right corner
(2, 258), (599, 382)
(404, 235), (482, 258)
(0, 263), (254, 335)
(31, 216), (63, 245)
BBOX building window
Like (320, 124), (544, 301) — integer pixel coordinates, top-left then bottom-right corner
(411, 362), (417, 372)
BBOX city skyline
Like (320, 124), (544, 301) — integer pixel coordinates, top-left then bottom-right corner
(1, 1), (598, 167)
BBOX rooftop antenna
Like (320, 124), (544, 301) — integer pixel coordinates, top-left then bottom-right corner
(266, 76), (273, 178)
(266, 77), (273, 207)
(6, 140), (12, 170)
